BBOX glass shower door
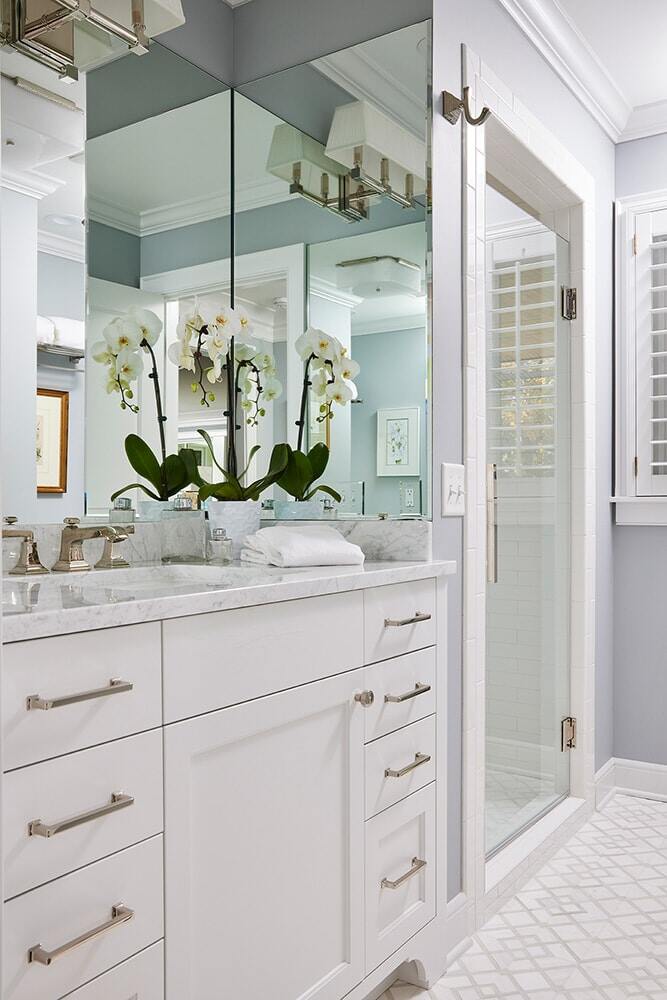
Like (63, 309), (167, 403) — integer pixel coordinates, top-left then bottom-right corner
(484, 191), (571, 858)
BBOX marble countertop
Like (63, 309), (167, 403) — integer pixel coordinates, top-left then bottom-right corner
(2, 560), (456, 644)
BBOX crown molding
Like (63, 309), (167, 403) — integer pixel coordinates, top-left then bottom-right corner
(309, 276), (363, 310)
(351, 312), (426, 337)
(37, 229), (85, 263)
(1, 167), (63, 200)
(486, 218), (548, 241)
(496, 0), (630, 142)
(620, 100), (667, 144)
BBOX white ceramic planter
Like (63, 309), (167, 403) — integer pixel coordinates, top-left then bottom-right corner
(273, 499), (323, 521)
(137, 500), (173, 521)
(206, 500), (261, 557)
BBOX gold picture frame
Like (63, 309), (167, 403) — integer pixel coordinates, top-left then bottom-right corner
(36, 388), (69, 494)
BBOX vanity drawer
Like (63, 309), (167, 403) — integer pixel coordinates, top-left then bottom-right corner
(364, 579), (436, 664)
(364, 784), (436, 974)
(163, 591), (364, 722)
(365, 715), (436, 818)
(3, 730), (163, 899)
(65, 941), (164, 1000)
(3, 835), (163, 1000)
(363, 647), (436, 742)
(2, 623), (162, 770)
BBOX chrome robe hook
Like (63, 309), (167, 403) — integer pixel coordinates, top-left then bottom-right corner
(442, 86), (491, 127)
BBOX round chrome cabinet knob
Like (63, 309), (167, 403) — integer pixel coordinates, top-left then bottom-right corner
(354, 690), (375, 707)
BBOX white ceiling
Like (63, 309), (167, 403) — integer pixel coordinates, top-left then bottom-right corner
(500, 0), (667, 142)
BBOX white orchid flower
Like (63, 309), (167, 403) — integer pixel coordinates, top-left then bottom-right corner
(237, 309), (253, 337)
(311, 366), (330, 397)
(240, 398), (253, 411)
(208, 305), (241, 339)
(234, 341), (258, 362)
(326, 377), (356, 406)
(168, 340), (195, 373)
(295, 327), (343, 363)
(206, 356), (224, 384)
(207, 327), (229, 361)
(92, 340), (113, 364)
(335, 357), (360, 382)
(130, 307), (163, 347)
(103, 315), (142, 354)
(115, 348), (144, 382)
(264, 377), (283, 402)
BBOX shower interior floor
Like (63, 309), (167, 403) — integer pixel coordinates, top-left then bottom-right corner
(486, 765), (562, 856)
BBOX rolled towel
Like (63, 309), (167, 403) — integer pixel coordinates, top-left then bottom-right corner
(50, 316), (85, 352)
(241, 525), (364, 568)
(36, 315), (56, 346)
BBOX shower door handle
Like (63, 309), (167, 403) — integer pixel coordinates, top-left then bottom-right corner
(486, 463), (498, 584)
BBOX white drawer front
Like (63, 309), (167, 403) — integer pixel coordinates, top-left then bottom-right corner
(2, 623), (162, 770)
(3, 835), (163, 1000)
(364, 784), (436, 974)
(4, 731), (163, 899)
(65, 941), (163, 1000)
(363, 648), (436, 742)
(163, 592), (363, 722)
(364, 579), (436, 664)
(365, 716), (436, 819)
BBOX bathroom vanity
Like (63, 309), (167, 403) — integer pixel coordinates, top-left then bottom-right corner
(1, 560), (453, 1000)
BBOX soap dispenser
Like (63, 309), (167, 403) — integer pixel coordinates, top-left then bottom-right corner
(207, 526), (233, 565)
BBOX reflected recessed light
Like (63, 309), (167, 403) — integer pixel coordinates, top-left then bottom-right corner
(44, 214), (81, 227)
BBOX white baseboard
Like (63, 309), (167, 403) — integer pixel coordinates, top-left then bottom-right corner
(595, 757), (667, 805)
(445, 893), (474, 965)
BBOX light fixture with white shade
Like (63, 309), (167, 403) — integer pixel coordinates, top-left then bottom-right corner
(335, 255), (423, 297)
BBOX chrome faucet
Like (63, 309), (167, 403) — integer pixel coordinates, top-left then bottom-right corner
(95, 524), (135, 569)
(52, 518), (119, 573)
(2, 517), (48, 575)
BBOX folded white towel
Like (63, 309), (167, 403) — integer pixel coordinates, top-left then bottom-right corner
(50, 316), (85, 352)
(36, 315), (56, 346)
(241, 525), (365, 568)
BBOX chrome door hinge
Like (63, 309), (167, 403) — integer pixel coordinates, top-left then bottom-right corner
(561, 286), (577, 321)
(632, 233), (639, 255)
(561, 716), (577, 751)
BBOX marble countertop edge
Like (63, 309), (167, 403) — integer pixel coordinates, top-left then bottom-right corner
(1, 560), (456, 644)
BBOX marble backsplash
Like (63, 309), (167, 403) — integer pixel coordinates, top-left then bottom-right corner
(2, 516), (431, 572)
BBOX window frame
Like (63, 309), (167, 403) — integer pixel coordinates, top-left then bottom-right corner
(614, 189), (667, 525)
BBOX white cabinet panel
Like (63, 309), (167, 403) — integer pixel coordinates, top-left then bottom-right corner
(4, 730), (163, 898)
(363, 648), (436, 742)
(65, 941), (164, 1000)
(3, 836), (163, 1000)
(363, 579), (436, 664)
(365, 785), (436, 973)
(2, 624), (162, 770)
(163, 592), (364, 722)
(365, 715), (436, 818)
(164, 672), (365, 1000)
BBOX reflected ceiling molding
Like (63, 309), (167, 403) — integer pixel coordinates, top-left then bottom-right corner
(351, 310), (426, 338)
(309, 276), (363, 311)
(1, 165), (63, 199)
(496, 0), (630, 142)
(37, 228), (85, 263)
(317, 46), (425, 140)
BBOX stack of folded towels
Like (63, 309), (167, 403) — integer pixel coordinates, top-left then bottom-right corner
(241, 525), (364, 568)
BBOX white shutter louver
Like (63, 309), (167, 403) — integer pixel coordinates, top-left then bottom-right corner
(636, 208), (667, 495)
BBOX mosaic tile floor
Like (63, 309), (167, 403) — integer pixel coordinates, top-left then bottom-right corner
(381, 794), (667, 999)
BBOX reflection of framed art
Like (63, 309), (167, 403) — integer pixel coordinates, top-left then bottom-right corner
(36, 388), (69, 494)
(376, 407), (420, 477)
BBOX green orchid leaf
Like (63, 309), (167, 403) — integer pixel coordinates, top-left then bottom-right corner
(200, 480), (244, 501)
(304, 483), (342, 503)
(111, 482), (161, 502)
(125, 434), (162, 492)
(277, 447), (313, 500)
(238, 444), (262, 483)
(245, 444), (290, 500)
(307, 442), (330, 481)
(179, 447), (204, 487)
(163, 453), (189, 496)
(197, 428), (229, 479)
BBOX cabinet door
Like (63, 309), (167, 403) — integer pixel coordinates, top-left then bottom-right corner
(164, 672), (365, 1000)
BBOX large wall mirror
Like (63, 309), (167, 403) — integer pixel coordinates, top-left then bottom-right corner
(1, 20), (431, 523)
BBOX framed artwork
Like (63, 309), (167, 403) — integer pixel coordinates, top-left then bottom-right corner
(36, 388), (69, 493)
(376, 407), (420, 477)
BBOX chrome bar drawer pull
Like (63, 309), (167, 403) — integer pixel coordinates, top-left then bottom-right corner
(384, 681), (431, 704)
(26, 678), (133, 711)
(381, 857), (427, 890)
(28, 903), (134, 966)
(28, 792), (134, 838)
(385, 752), (431, 779)
(384, 611), (432, 628)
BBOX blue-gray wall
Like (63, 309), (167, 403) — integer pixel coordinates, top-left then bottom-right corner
(351, 328), (427, 516)
(37, 253), (85, 320)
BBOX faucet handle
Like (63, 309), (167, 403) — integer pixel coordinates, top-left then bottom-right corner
(64, 517), (80, 527)
(4, 516), (18, 525)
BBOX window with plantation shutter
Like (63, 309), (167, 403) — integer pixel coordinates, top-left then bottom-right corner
(615, 194), (667, 523)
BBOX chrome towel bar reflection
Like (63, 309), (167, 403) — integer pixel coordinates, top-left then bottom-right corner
(384, 682), (431, 704)
(26, 678), (133, 711)
(384, 612), (431, 628)
(381, 857), (427, 890)
(28, 792), (134, 838)
(384, 753), (431, 779)
(28, 904), (134, 966)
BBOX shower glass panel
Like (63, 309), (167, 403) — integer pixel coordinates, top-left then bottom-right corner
(484, 185), (571, 858)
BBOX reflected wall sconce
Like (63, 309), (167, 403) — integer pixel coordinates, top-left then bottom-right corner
(442, 87), (491, 127)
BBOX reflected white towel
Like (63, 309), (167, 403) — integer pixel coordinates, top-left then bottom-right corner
(37, 315), (55, 346)
(241, 525), (364, 567)
(50, 316), (85, 352)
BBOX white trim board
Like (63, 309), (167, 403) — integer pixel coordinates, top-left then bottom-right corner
(496, 0), (667, 144)
(595, 757), (667, 805)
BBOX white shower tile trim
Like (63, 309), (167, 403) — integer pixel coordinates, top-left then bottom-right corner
(380, 794), (667, 1000)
